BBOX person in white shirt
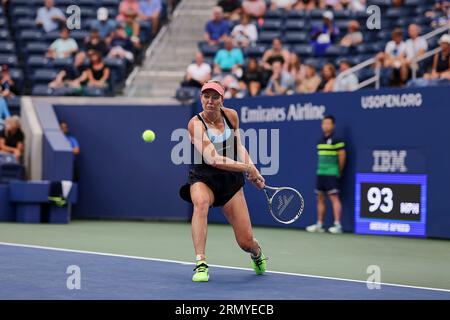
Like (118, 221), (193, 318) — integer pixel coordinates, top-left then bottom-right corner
(333, 59), (359, 92)
(231, 14), (258, 48)
(183, 52), (212, 88)
(46, 27), (79, 59)
(35, 0), (66, 33)
(404, 24), (428, 77)
(379, 28), (408, 86)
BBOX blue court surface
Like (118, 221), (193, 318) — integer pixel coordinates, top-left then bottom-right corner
(1, 243), (449, 300)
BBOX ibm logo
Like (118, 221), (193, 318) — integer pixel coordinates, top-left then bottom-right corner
(372, 150), (407, 173)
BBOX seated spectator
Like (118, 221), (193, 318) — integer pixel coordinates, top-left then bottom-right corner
(204, 7), (230, 45)
(213, 36), (244, 77)
(340, 0), (366, 11)
(340, 20), (363, 48)
(60, 121), (80, 155)
(424, 34), (450, 81)
(224, 80), (245, 99)
(46, 27), (79, 60)
(426, 0), (450, 28)
(317, 63), (336, 92)
(295, 63), (321, 94)
(310, 11), (339, 55)
(123, 9), (142, 49)
(391, 0), (404, 7)
(117, 0), (141, 22)
(264, 60), (295, 96)
(270, 0), (297, 10)
(35, 0), (66, 33)
(404, 24), (428, 77)
(0, 97), (10, 131)
(378, 28), (408, 86)
(261, 38), (291, 71)
(242, 0), (267, 19)
(294, 0), (317, 10)
(91, 7), (117, 41)
(319, 0), (343, 10)
(218, 0), (242, 21)
(333, 59), (359, 92)
(84, 29), (109, 57)
(0, 65), (16, 97)
(73, 28), (108, 70)
(0, 116), (24, 162)
(72, 50), (111, 90)
(231, 14), (258, 48)
(239, 57), (264, 96)
(287, 52), (307, 83)
(138, 0), (162, 36)
(182, 52), (212, 88)
(108, 25), (136, 62)
(48, 65), (85, 90)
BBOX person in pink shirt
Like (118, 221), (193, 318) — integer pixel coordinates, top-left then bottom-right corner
(117, 0), (141, 22)
(242, 0), (266, 19)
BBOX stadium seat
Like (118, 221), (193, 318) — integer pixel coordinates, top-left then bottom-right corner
(286, 10), (307, 19)
(386, 7), (411, 18)
(17, 18), (36, 31)
(324, 45), (349, 57)
(243, 44), (267, 58)
(52, 58), (74, 71)
(309, 9), (326, 19)
(284, 19), (306, 31)
(27, 56), (51, 70)
(19, 30), (44, 43)
(12, 7), (35, 20)
(258, 31), (282, 44)
(26, 42), (50, 56)
(175, 86), (199, 104)
(31, 68), (59, 84)
(104, 57), (126, 80)
(199, 42), (220, 58)
(0, 41), (15, 54)
(293, 44), (314, 56)
(8, 69), (24, 95)
(83, 86), (107, 97)
(31, 84), (54, 96)
(0, 30), (10, 41)
(44, 30), (61, 43)
(0, 54), (18, 67)
(264, 9), (284, 19)
(260, 19), (283, 31)
(283, 31), (308, 44)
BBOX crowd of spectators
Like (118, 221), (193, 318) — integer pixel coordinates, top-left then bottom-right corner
(179, 0), (450, 99)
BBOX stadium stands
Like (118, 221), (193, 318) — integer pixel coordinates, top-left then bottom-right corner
(177, 0), (448, 101)
(0, 0), (177, 99)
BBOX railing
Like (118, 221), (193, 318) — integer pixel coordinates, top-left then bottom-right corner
(337, 24), (450, 90)
(335, 57), (380, 91)
(411, 24), (450, 80)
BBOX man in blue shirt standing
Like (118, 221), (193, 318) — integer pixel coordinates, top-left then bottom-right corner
(204, 7), (230, 45)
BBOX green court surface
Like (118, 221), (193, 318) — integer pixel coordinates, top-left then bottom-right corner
(0, 220), (449, 291)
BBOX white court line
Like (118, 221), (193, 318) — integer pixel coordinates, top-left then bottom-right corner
(1, 241), (449, 294)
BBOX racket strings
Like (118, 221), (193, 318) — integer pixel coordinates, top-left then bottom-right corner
(271, 189), (303, 223)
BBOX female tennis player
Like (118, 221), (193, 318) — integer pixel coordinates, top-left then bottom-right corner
(180, 80), (267, 282)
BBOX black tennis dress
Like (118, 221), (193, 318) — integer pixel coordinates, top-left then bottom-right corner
(179, 109), (245, 207)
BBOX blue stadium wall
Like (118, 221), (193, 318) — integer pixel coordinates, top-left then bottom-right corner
(52, 86), (450, 239)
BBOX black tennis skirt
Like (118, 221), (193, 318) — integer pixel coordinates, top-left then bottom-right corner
(179, 165), (245, 207)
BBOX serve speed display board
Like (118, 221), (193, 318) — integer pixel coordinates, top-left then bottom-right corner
(355, 174), (427, 237)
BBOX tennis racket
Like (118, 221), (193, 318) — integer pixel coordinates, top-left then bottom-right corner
(262, 185), (305, 224)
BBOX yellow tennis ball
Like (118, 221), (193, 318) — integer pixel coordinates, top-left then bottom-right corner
(142, 130), (155, 142)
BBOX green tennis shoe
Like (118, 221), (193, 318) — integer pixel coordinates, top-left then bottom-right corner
(251, 250), (267, 275)
(192, 261), (209, 282)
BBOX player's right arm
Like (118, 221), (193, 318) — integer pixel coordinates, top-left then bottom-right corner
(188, 117), (257, 176)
